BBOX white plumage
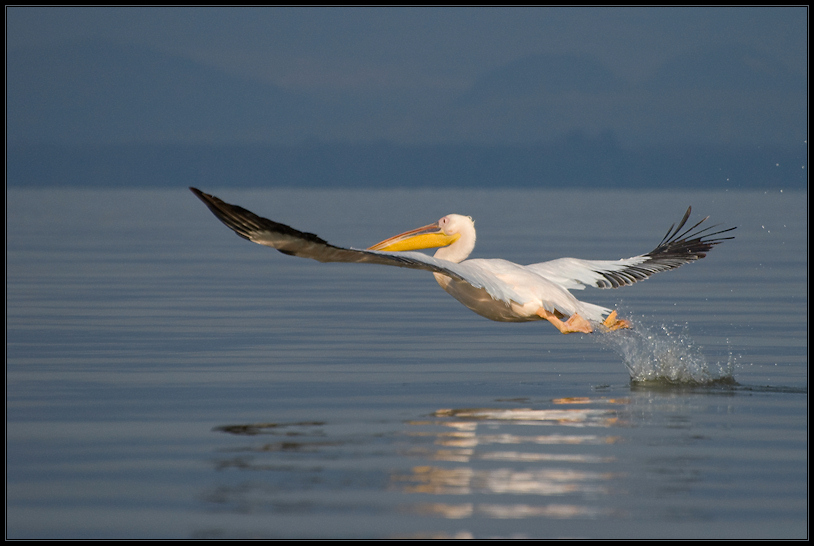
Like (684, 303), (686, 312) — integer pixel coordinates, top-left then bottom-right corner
(191, 188), (734, 334)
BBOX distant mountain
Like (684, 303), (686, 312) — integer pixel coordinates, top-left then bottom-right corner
(440, 54), (625, 145)
(6, 40), (328, 145)
(8, 40), (807, 149)
(461, 53), (625, 103)
(6, 39), (806, 190)
(446, 46), (805, 148)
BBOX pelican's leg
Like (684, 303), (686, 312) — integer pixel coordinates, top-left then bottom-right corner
(601, 310), (631, 331)
(536, 308), (594, 334)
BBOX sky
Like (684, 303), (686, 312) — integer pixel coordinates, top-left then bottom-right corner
(7, 6), (807, 149)
(7, 7), (806, 87)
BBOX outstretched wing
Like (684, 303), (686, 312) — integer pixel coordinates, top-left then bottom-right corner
(526, 207), (735, 290)
(190, 187), (471, 281)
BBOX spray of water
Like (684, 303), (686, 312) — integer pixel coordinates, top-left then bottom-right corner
(594, 318), (737, 386)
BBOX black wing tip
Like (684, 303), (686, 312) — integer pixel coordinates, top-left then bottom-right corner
(189, 186), (222, 211)
(595, 208), (735, 290)
(649, 206), (736, 261)
(191, 188), (332, 248)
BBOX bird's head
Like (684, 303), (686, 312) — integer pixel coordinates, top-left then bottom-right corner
(368, 214), (476, 263)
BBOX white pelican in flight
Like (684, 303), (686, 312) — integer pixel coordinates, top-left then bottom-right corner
(190, 188), (734, 334)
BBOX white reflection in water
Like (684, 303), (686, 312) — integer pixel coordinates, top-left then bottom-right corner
(435, 406), (623, 427)
(410, 502), (610, 520)
(481, 452), (612, 463)
(396, 401), (627, 519)
(396, 466), (614, 495)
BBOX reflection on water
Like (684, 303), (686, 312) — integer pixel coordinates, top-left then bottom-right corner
(408, 502), (610, 520)
(395, 403), (625, 520)
(396, 466), (614, 496)
(211, 399), (629, 526)
(203, 386), (807, 537)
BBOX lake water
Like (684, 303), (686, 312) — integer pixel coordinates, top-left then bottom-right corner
(6, 187), (807, 539)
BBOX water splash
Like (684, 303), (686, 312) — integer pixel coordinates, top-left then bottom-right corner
(594, 320), (737, 386)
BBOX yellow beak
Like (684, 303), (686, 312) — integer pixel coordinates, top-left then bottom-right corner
(367, 223), (460, 252)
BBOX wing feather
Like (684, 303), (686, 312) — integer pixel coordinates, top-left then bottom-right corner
(527, 206), (735, 290)
(190, 187), (474, 282)
(192, 190), (734, 307)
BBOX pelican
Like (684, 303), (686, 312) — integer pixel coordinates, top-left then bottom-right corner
(190, 188), (734, 334)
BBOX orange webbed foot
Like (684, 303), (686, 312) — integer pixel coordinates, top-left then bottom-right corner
(601, 310), (631, 331)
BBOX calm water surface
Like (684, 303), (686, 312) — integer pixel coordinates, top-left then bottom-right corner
(6, 188), (807, 539)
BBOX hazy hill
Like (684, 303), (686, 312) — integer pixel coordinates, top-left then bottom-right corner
(7, 40), (327, 145)
(6, 40), (806, 189)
